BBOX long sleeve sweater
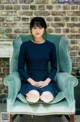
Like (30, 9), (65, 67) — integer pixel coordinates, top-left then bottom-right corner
(18, 40), (57, 82)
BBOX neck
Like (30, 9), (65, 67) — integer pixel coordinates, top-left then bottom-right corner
(32, 37), (45, 44)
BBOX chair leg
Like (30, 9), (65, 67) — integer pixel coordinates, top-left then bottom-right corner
(10, 113), (12, 122)
(70, 114), (74, 122)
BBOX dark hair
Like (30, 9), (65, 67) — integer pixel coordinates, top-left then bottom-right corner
(30, 17), (47, 31)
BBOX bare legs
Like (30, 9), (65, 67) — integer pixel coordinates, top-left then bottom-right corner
(26, 90), (40, 103)
(26, 90), (54, 103)
(40, 91), (54, 103)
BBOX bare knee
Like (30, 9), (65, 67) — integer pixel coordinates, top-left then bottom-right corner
(40, 91), (54, 103)
(26, 90), (40, 103)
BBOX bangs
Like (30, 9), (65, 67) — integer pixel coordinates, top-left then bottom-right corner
(32, 22), (42, 28)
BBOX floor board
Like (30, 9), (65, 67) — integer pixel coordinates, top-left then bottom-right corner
(13, 115), (66, 122)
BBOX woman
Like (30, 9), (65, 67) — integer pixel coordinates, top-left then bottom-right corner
(18, 17), (58, 103)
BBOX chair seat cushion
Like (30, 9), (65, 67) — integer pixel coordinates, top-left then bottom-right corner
(11, 99), (75, 114)
(17, 91), (65, 104)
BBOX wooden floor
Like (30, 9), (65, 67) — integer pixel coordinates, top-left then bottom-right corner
(13, 115), (80, 122)
(13, 115), (68, 122)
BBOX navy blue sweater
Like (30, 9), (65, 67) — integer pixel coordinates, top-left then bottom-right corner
(18, 40), (57, 82)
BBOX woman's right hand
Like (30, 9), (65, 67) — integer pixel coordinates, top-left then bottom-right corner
(30, 80), (37, 86)
(27, 78), (37, 86)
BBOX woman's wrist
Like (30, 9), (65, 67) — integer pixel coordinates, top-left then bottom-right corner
(44, 78), (51, 84)
(27, 78), (35, 84)
(27, 78), (37, 86)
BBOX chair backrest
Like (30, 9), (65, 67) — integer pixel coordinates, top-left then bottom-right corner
(10, 33), (72, 77)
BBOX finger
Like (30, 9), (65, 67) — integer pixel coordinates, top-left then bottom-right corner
(35, 84), (41, 87)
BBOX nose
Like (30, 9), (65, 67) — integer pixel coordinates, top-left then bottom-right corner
(36, 28), (39, 33)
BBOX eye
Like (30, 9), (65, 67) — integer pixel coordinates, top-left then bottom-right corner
(33, 27), (36, 29)
(39, 27), (42, 29)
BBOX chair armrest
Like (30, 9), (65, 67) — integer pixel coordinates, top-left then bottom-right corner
(56, 72), (78, 106)
(59, 36), (72, 73)
(4, 72), (21, 106)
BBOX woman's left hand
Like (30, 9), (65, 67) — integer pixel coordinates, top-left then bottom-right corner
(40, 81), (49, 88)
(36, 81), (49, 88)
(36, 78), (51, 88)
(36, 81), (44, 87)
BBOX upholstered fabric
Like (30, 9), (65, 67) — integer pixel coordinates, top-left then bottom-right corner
(4, 34), (78, 114)
(17, 92), (65, 104)
(9, 100), (75, 115)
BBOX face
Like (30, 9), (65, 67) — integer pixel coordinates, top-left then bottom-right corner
(31, 25), (45, 38)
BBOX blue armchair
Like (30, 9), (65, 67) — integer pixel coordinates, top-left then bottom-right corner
(4, 34), (78, 122)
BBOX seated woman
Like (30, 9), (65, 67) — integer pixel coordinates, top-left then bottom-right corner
(18, 17), (58, 103)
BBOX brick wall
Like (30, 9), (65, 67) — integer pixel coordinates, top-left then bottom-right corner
(0, 0), (80, 102)
(0, 58), (9, 103)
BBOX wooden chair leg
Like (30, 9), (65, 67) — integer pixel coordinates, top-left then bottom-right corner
(70, 114), (74, 122)
(10, 113), (12, 122)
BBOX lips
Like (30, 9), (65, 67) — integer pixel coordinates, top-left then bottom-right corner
(36, 33), (40, 35)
